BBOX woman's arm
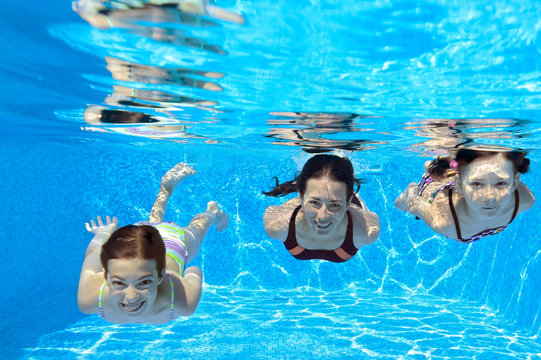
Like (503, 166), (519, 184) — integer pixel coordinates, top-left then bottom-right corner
(349, 203), (380, 247)
(77, 216), (118, 313)
(263, 198), (300, 242)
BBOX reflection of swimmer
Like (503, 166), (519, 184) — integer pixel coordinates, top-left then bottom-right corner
(105, 57), (224, 92)
(395, 149), (535, 243)
(263, 154), (380, 262)
(82, 106), (211, 140)
(73, 0), (244, 55)
(73, 0), (245, 29)
(405, 118), (528, 156)
(265, 112), (384, 153)
(78, 163), (228, 324)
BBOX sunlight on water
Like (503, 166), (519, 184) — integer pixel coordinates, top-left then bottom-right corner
(25, 287), (540, 359)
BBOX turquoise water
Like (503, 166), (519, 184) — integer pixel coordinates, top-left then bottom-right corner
(1, 0), (540, 359)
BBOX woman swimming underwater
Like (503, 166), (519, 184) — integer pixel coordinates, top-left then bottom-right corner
(263, 154), (380, 262)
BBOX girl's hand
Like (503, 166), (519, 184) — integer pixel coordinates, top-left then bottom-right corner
(85, 216), (118, 235)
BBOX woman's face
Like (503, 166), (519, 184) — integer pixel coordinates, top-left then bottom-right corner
(301, 176), (349, 236)
(458, 154), (518, 217)
(106, 257), (163, 319)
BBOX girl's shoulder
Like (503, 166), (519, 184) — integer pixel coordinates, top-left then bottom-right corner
(517, 182), (535, 213)
(77, 273), (105, 315)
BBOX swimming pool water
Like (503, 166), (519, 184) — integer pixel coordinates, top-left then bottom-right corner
(2, 141), (540, 359)
(23, 288), (541, 359)
(1, 0), (541, 358)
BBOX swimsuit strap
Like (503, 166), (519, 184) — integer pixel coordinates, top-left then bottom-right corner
(284, 205), (303, 250)
(448, 188), (463, 240)
(338, 211), (356, 255)
(351, 196), (363, 208)
(98, 281), (107, 318)
(166, 271), (174, 320)
(510, 189), (520, 222)
(284, 205), (357, 260)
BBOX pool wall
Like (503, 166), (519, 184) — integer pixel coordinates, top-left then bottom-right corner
(1, 139), (539, 358)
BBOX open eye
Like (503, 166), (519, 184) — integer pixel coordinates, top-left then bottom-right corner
(111, 281), (126, 288)
(139, 279), (153, 287)
(308, 200), (321, 207)
(329, 203), (342, 210)
(470, 181), (483, 188)
(496, 181), (509, 187)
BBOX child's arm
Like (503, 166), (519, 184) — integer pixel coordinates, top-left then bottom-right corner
(171, 266), (203, 317)
(77, 216), (118, 313)
(395, 183), (451, 233)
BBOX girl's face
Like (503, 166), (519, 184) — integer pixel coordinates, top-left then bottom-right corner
(106, 257), (163, 319)
(458, 154), (519, 217)
(301, 176), (349, 236)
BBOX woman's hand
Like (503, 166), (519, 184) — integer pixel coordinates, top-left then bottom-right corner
(85, 215), (118, 236)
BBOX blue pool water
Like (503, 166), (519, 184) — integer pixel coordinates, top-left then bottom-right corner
(1, 0), (540, 359)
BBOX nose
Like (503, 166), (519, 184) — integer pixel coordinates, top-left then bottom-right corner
(483, 187), (497, 203)
(125, 286), (139, 302)
(317, 205), (330, 219)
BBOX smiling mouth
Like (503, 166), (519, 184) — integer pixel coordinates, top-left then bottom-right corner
(314, 221), (332, 230)
(121, 301), (145, 313)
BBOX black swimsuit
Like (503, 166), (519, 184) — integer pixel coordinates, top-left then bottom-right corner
(284, 205), (358, 262)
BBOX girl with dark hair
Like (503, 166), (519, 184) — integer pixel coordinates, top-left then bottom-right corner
(78, 163), (228, 324)
(263, 154), (380, 262)
(395, 149), (535, 243)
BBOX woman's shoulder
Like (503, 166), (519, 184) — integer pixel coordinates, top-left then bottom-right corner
(263, 198), (300, 241)
(349, 205), (380, 246)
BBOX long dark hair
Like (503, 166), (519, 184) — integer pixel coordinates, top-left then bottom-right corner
(101, 225), (166, 277)
(263, 154), (362, 201)
(428, 149), (530, 180)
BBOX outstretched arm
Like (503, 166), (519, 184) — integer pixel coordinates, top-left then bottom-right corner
(149, 163), (196, 223)
(172, 266), (203, 317)
(394, 183), (451, 233)
(78, 216), (118, 313)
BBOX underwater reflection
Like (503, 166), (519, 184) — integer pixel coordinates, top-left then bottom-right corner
(73, 0), (245, 142)
(403, 118), (532, 156)
(106, 57), (224, 92)
(395, 148), (535, 243)
(82, 106), (216, 142)
(265, 111), (388, 153)
(73, 0), (244, 54)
